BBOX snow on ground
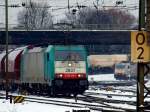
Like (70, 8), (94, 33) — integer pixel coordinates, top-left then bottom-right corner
(145, 80), (150, 88)
(88, 74), (116, 82)
(0, 98), (98, 112)
(0, 90), (102, 112)
(0, 99), (83, 112)
(87, 88), (137, 102)
(87, 86), (150, 102)
(87, 89), (135, 96)
(105, 103), (136, 110)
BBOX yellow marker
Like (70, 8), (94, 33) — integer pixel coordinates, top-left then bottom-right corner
(13, 96), (24, 103)
(131, 31), (150, 63)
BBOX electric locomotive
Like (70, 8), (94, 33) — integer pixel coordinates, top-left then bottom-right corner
(53, 45), (88, 95)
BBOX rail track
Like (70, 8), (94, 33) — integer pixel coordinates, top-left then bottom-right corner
(78, 94), (136, 111)
(82, 93), (136, 105)
(85, 91), (141, 99)
(2, 84), (150, 112)
(89, 85), (137, 93)
(0, 91), (136, 112)
(81, 90), (150, 112)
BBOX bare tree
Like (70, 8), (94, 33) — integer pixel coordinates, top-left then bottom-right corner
(18, 1), (53, 30)
(64, 7), (137, 30)
(106, 8), (137, 29)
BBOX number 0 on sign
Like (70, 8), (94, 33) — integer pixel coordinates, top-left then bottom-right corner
(131, 31), (150, 62)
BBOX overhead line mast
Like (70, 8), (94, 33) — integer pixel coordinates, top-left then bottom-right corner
(137, 0), (150, 111)
(147, 0), (150, 31)
(5, 0), (9, 100)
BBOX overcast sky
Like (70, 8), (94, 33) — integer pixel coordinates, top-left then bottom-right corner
(0, 0), (139, 28)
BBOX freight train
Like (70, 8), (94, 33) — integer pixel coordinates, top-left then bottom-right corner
(0, 45), (88, 96)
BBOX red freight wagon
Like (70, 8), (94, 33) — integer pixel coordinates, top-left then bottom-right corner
(3, 47), (26, 83)
(0, 51), (6, 84)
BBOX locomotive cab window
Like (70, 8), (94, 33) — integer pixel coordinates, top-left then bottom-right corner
(55, 50), (86, 61)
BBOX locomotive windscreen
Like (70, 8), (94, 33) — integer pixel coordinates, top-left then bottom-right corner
(55, 51), (86, 61)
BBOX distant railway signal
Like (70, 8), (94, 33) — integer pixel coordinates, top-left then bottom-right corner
(116, 1), (123, 5)
(72, 9), (77, 15)
(22, 3), (25, 7)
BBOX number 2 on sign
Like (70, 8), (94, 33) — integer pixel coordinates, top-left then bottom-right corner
(136, 33), (145, 59)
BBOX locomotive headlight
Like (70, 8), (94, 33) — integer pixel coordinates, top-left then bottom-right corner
(78, 74), (86, 78)
(56, 74), (63, 78)
(68, 63), (72, 67)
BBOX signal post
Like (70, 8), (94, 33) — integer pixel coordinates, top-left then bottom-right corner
(131, 0), (150, 111)
(131, 31), (150, 111)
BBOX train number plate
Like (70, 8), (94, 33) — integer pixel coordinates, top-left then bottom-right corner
(65, 68), (75, 72)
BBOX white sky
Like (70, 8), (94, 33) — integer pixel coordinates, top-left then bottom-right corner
(0, 0), (139, 28)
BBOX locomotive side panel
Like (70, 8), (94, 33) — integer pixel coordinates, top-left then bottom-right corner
(44, 45), (54, 85)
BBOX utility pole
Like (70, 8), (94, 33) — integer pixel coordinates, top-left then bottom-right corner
(68, 0), (70, 13)
(137, 0), (145, 111)
(139, 0), (145, 30)
(147, 0), (150, 31)
(5, 0), (9, 100)
(131, 0), (150, 112)
(136, 0), (150, 111)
